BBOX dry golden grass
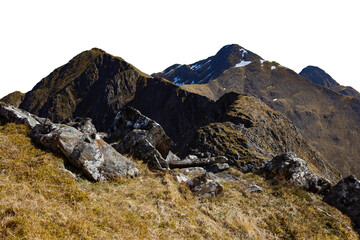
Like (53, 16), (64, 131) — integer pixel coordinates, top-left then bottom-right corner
(0, 123), (358, 239)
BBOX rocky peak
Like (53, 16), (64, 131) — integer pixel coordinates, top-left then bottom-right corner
(152, 44), (261, 85)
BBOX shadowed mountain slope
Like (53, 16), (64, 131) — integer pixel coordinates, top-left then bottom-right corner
(155, 44), (360, 179)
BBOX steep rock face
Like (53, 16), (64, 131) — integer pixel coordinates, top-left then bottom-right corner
(153, 44), (261, 85)
(300, 66), (360, 99)
(157, 44), (360, 179)
(0, 91), (25, 108)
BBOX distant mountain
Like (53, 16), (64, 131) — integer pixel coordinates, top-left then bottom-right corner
(155, 44), (360, 179)
(17, 48), (340, 182)
(300, 66), (360, 99)
(152, 44), (262, 85)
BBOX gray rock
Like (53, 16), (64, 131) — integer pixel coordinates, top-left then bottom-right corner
(106, 107), (172, 170)
(203, 163), (230, 173)
(172, 172), (190, 183)
(187, 172), (223, 197)
(246, 184), (264, 193)
(0, 102), (40, 128)
(264, 152), (331, 194)
(168, 155), (228, 169)
(166, 151), (181, 162)
(180, 167), (206, 175)
(31, 121), (140, 181)
(323, 175), (360, 232)
(62, 117), (97, 134)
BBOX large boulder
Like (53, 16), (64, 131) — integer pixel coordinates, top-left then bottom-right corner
(106, 107), (173, 170)
(323, 175), (360, 232)
(264, 152), (331, 195)
(0, 102), (42, 128)
(187, 172), (223, 197)
(31, 120), (140, 181)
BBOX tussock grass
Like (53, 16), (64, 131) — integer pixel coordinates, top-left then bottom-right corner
(0, 123), (358, 239)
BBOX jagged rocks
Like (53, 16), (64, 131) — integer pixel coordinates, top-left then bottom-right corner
(264, 152), (331, 194)
(30, 121), (140, 181)
(106, 107), (172, 170)
(172, 172), (190, 183)
(62, 117), (98, 134)
(187, 172), (223, 196)
(323, 175), (360, 232)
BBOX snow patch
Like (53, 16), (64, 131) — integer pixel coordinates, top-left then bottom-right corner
(234, 60), (252, 68)
(273, 98), (278, 102)
(239, 48), (248, 58)
(271, 66), (276, 70)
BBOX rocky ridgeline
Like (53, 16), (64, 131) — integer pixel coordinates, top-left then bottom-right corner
(1, 102), (360, 232)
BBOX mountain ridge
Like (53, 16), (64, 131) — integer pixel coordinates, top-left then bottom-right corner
(154, 44), (360, 179)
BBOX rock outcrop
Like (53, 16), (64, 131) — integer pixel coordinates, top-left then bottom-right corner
(0, 102), (42, 128)
(0, 103), (139, 181)
(30, 120), (140, 181)
(323, 175), (360, 232)
(264, 152), (332, 194)
(106, 107), (173, 170)
(187, 172), (223, 196)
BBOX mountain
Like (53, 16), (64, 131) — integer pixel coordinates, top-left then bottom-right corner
(155, 44), (360, 179)
(152, 44), (262, 85)
(300, 66), (360, 99)
(17, 48), (341, 183)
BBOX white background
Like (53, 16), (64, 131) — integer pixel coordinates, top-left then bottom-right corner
(1, 0), (359, 98)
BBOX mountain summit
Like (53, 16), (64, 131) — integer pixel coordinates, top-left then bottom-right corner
(155, 44), (360, 179)
(153, 44), (261, 85)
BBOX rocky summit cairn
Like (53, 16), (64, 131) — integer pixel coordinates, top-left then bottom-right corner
(106, 107), (173, 170)
(264, 152), (331, 195)
(323, 175), (360, 232)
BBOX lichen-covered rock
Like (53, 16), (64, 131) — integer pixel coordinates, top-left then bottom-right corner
(172, 172), (190, 183)
(0, 102), (40, 128)
(264, 152), (331, 194)
(30, 121), (140, 181)
(187, 172), (223, 197)
(323, 175), (360, 232)
(106, 107), (172, 170)
(62, 117), (97, 134)
(168, 155), (228, 169)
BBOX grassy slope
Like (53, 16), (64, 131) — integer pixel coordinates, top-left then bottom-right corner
(0, 123), (358, 239)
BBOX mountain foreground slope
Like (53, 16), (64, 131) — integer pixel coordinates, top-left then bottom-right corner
(0, 123), (358, 239)
(155, 44), (360, 179)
